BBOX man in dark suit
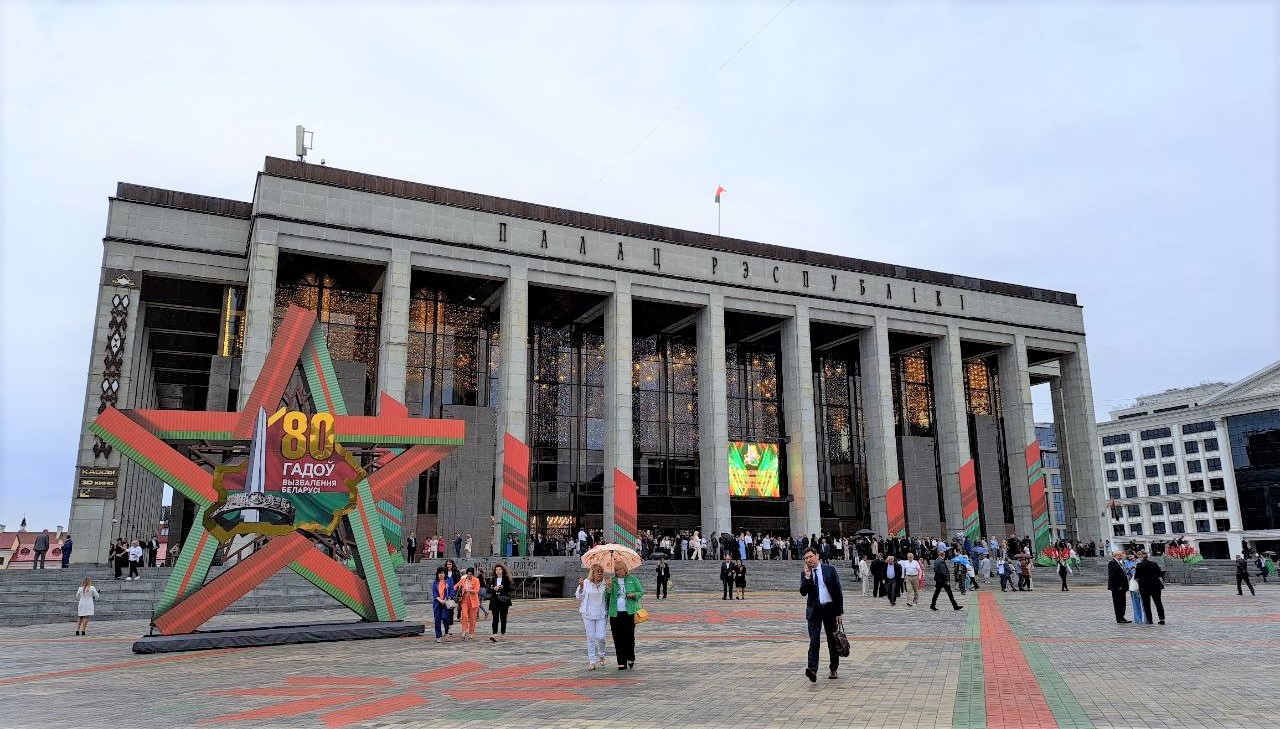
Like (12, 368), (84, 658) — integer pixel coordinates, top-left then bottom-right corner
(799, 547), (844, 682)
(406, 534), (417, 564)
(870, 554), (887, 598)
(1107, 550), (1131, 623)
(720, 557), (735, 600)
(655, 558), (671, 600)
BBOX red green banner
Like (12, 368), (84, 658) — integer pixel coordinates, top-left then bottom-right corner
(500, 433), (530, 556)
(886, 481), (907, 538)
(959, 459), (980, 541)
(613, 469), (638, 548)
(1025, 441), (1051, 554)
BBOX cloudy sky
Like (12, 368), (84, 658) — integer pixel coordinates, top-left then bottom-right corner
(1, 2), (1276, 531)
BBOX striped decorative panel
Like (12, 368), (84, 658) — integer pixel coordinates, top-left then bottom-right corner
(153, 532), (314, 635)
(613, 469), (638, 548)
(154, 516), (217, 617)
(92, 408), (217, 506)
(959, 459), (981, 541)
(292, 546), (377, 620)
(500, 434), (530, 558)
(235, 305), (314, 437)
(886, 481), (907, 538)
(1025, 441), (1051, 553)
(347, 477), (403, 621)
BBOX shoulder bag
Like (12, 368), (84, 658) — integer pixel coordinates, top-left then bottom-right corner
(633, 607), (649, 625)
(833, 617), (851, 657)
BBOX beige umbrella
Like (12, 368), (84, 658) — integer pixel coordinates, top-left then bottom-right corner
(581, 543), (642, 573)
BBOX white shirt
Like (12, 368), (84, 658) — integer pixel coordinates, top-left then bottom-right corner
(615, 578), (628, 613)
(576, 579), (607, 618)
(902, 559), (921, 576)
(128, 545), (143, 562)
(813, 566), (832, 605)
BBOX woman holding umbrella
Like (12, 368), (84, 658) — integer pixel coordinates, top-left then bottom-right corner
(582, 543), (645, 671)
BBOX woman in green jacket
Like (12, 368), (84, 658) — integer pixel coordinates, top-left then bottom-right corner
(604, 563), (644, 670)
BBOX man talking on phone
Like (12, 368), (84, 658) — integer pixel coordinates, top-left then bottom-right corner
(799, 547), (844, 682)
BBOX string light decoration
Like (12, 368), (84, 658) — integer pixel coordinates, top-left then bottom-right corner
(408, 285), (499, 418)
(632, 333), (700, 500)
(273, 271), (381, 414)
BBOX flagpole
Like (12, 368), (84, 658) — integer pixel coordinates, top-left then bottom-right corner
(718, 202), (721, 236)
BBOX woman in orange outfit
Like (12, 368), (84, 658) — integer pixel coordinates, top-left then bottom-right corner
(456, 567), (481, 639)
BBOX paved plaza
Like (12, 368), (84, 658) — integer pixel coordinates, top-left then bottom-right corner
(2, 583), (1277, 729)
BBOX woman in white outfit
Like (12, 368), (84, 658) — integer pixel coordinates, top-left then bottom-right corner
(75, 577), (99, 635)
(576, 564), (609, 669)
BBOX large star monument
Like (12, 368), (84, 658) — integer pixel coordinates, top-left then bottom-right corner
(93, 305), (464, 649)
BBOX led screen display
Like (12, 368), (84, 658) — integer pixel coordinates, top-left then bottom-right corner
(728, 441), (780, 498)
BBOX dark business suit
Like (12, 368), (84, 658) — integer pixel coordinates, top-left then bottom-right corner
(883, 563), (902, 605)
(720, 560), (734, 599)
(1134, 559), (1165, 623)
(870, 558), (886, 597)
(1107, 558), (1129, 622)
(656, 563), (670, 599)
(799, 564), (844, 673)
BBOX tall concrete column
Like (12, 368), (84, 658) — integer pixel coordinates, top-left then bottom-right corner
(603, 281), (633, 541)
(69, 271), (144, 564)
(1049, 378), (1075, 539)
(859, 315), (897, 536)
(1055, 343), (1106, 549)
(492, 264), (529, 555)
(697, 293), (731, 537)
(931, 325), (970, 532)
(781, 305), (821, 536)
(237, 226), (280, 408)
(998, 333), (1036, 537)
(376, 248), (411, 408)
(1214, 417), (1245, 556)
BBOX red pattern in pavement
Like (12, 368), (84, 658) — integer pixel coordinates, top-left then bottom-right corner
(979, 592), (1058, 728)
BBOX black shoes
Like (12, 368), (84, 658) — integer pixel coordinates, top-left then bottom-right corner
(1159, 620), (1165, 625)
(1117, 619), (1131, 623)
(930, 606), (939, 611)
(805, 668), (817, 683)
(954, 605), (963, 611)
(828, 670), (838, 679)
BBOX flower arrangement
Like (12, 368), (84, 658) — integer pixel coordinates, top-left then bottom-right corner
(1165, 544), (1204, 564)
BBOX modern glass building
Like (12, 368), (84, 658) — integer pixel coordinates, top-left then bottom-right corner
(68, 158), (1104, 562)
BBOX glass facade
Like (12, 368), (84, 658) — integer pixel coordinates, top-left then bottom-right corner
(406, 284), (500, 418)
(632, 333), (700, 527)
(892, 348), (936, 437)
(726, 337), (789, 530)
(1227, 409), (1280, 531)
(528, 322), (606, 528)
(813, 353), (868, 530)
(273, 260), (382, 415)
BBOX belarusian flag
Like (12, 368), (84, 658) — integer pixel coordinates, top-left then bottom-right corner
(715, 186), (726, 203)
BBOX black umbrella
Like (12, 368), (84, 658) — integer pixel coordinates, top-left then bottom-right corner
(854, 528), (875, 537)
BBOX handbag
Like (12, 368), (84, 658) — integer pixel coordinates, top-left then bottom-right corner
(1128, 578), (1138, 592)
(445, 598), (458, 610)
(833, 618), (851, 658)
(495, 593), (512, 605)
(633, 607), (649, 625)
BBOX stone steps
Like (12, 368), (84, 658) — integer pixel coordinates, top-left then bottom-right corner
(0, 556), (1243, 627)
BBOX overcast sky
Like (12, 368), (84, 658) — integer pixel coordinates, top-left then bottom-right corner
(1, 2), (1276, 531)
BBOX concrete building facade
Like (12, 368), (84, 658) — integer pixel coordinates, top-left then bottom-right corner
(1097, 360), (1280, 558)
(69, 157), (1104, 563)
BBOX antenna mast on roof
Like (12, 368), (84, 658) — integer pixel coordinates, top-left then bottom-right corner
(295, 125), (314, 163)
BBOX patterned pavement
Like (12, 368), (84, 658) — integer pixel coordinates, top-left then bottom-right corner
(2, 581), (1277, 728)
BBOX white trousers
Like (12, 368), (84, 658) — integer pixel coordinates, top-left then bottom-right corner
(583, 616), (608, 663)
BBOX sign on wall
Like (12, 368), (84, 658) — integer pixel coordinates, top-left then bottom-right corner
(728, 441), (780, 498)
(77, 466), (119, 498)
